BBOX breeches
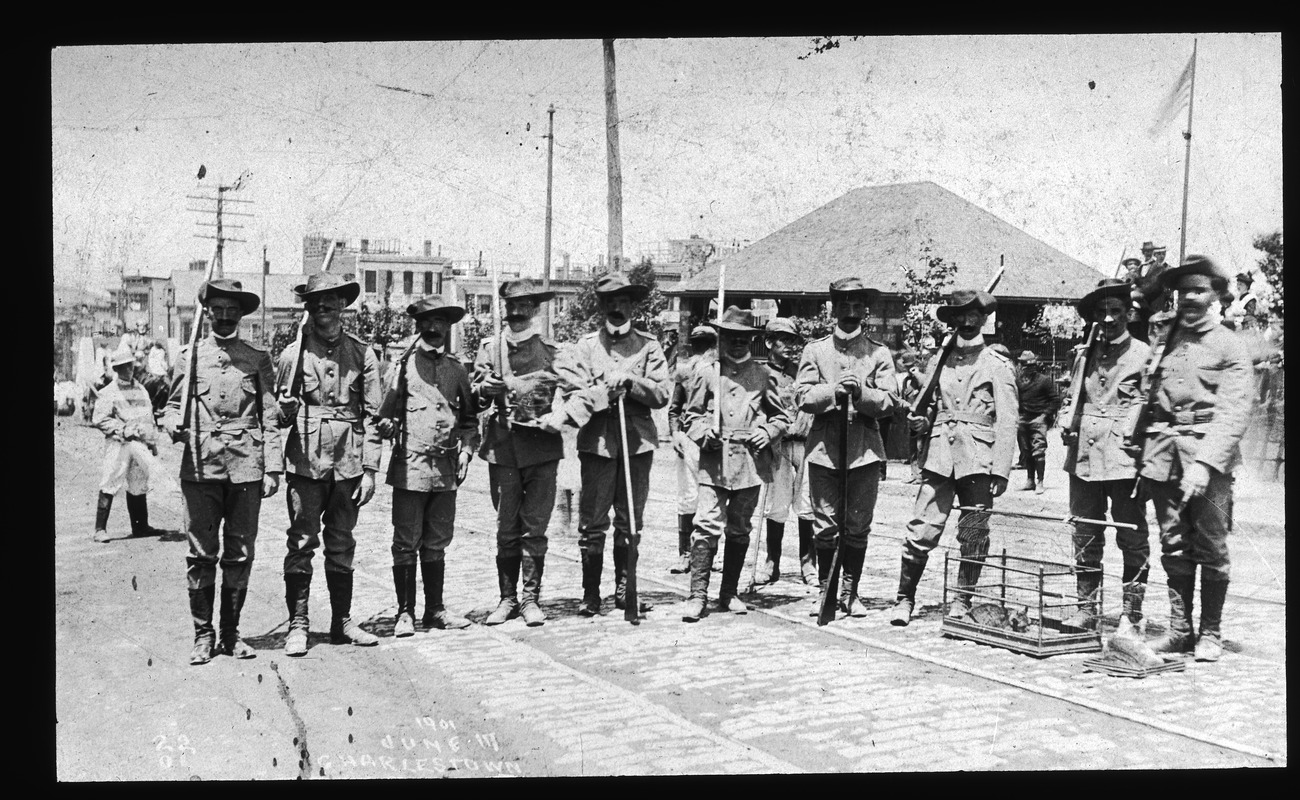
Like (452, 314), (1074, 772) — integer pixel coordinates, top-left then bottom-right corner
(1017, 415), (1049, 463)
(284, 473), (362, 575)
(577, 450), (653, 553)
(903, 470), (995, 563)
(100, 440), (155, 495)
(1149, 472), (1233, 580)
(488, 460), (557, 556)
(692, 484), (761, 548)
(182, 480), (261, 590)
(807, 462), (880, 551)
(1068, 475), (1150, 571)
(391, 487), (458, 565)
(764, 438), (807, 524)
(675, 434), (700, 514)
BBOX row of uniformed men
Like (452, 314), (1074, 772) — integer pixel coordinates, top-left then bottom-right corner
(91, 254), (1251, 666)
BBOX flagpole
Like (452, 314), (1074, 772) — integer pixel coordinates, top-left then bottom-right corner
(1178, 38), (1198, 266)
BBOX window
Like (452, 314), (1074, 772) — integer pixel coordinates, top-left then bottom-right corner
(423, 271), (433, 295)
(403, 271), (414, 295)
(364, 270), (376, 293)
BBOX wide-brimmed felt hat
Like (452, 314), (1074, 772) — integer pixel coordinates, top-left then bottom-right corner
(1140, 240), (1156, 252)
(199, 278), (260, 314)
(828, 276), (880, 306)
(935, 289), (997, 325)
(593, 273), (650, 301)
(1121, 256), (1143, 267)
(1235, 271), (1253, 286)
(406, 295), (466, 323)
(1160, 254), (1230, 293)
(708, 305), (759, 334)
(764, 317), (804, 341)
(1018, 351), (1039, 364)
(109, 346), (137, 368)
(1153, 245), (1168, 254)
(294, 272), (361, 306)
(1077, 278), (1134, 320)
(688, 324), (717, 341)
(499, 278), (555, 303)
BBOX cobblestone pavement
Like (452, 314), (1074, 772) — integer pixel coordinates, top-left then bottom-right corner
(55, 419), (1286, 778)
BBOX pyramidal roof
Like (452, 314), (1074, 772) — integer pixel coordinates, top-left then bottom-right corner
(675, 181), (1106, 301)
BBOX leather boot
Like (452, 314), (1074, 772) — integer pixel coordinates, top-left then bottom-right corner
(1062, 572), (1102, 632)
(1195, 574), (1229, 662)
(1149, 571), (1196, 653)
(797, 518), (817, 585)
(1033, 457), (1046, 494)
(890, 555), (927, 627)
(949, 539), (988, 619)
(326, 571), (379, 646)
(716, 537), (751, 614)
(809, 544), (836, 616)
(93, 492), (113, 542)
(519, 554), (547, 626)
(755, 520), (784, 585)
(577, 550), (604, 617)
(126, 493), (162, 537)
(681, 540), (713, 622)
(838, 546), (868, 617)
(614, 543), (653, 612)
(392, 565), (417, 637)
(670, 514), (693, 574)
(217, 585), (255, 658)
(420, 560), (471, 629)
(189, 584), (216, 665)
(284, 573), (311, 657)
(1116, 563), (1149, 636)
(485, 555), (522, 625)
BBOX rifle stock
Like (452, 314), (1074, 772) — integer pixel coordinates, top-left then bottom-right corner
(1062, 324), (1099, 436)
(1122, 323), (1174, 448)
(817, 398), (850, 626)
(491, 262), (512, 428)
(288, 240), (337, 439)
(617, 396), (640, 622)
(177, 244), (221, 478)
(908, 266), (1006, 419)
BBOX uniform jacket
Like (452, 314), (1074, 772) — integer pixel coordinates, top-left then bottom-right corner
(795, 332), (898, 470)
(94, 379), (158, 444)
(276, 330), (382, 480)
(472, 333), (564, 469)
(1136, 315), (1254, 482)
(380, 343), (481, 492)
(668, 352), (712, 435)
(163, 334), (283, 484)
(766, 359), (813, 442)
(1063, 333), (1150, 481)
(918, 341), (1018, 480)
(682, 357), (791, 490)
(1016, 371), (1062, 419)
(553, 327), (670, 458)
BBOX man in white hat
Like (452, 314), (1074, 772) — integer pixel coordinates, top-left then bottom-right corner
(275, 273), (382, 655)
(92, 346), (165, 542)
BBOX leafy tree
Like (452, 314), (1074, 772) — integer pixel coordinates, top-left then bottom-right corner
(899, 242), (959, 354)
(550, 258), (664, 343)
(1023, 302), (1085, 368)
(1253, 230), (1283, 319)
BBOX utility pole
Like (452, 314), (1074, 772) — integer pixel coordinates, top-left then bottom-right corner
(188, 170), (254, 278)
(603, 39), (624, 274)
(543, 103), (556, 337)
(261, 245), (269, 346)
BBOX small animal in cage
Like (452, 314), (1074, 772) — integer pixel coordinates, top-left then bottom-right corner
(968, 603), (1034, 633)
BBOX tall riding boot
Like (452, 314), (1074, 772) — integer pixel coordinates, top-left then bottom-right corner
(93, 492), (114, 542)
(126, 492), (162, 537)
(681, 540), (713, 622)
(326, 571), (379, 646)
(614, 543), (653, 612)
(1116, 563), (1149, 635)
(797, 518), (817, 585)
(217, 585), (256, 658)
(188, 584), (216, 665)
(284, 573), (311, 657)
(716, 538), (751, 613)
(1195, 574), (1229, 662)
(838, 546), (868, 617)
(809, 544), (836, 616)
(1062, 572), (1103, 632)
(1149, 571), (1196, 653)
(950, 539), (989, 619)
(670, 514), (693, 574)
(756, 520), (784, 585)
(890, 555), (927, 626)
(1033, 457), (1046, 494)
(392, 565), (417, 637)
(421, 560), (471, 629)
(578, 550), (604, 617)
(519, 554), (547, 626)
(1020, 456), (1036, 491)
(485, 555), (522, 625)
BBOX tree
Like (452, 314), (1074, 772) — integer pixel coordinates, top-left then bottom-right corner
(1254, 230), (1283, 319)
(899, 241), (959, 354)
(1023, 302), (1085, 367)
(550, 257), (665, 343)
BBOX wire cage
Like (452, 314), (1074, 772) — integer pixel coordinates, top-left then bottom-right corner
(937, 506), (1134, 657)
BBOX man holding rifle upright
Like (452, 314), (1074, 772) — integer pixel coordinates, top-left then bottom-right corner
(1124, 256), (1253, 662)
(1060, 279), (1151, 634)
(796, 278), (899, 619)
(890, 287), (1017, 627)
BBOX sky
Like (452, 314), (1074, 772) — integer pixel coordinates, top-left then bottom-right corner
(51, 34), (1282, 296)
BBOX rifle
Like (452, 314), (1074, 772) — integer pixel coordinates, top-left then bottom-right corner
(817, 398), (851, 626)
(617, 396), (641, 622)
(491, 261), (512, 429)
(910, 266), (1006, 419)
(1061, 323), (1100, 438)
(391, 336), (420, 453)
(288, 240), (337, 442)
(1113, 246), (1129, 280)
(177, 244), (220, 479)
(714, 262), (727, 476)
(1122, 319), (1177, 459)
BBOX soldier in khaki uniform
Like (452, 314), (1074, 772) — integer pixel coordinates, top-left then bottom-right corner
(667, 325), (716, 575)
(275, 273), (382, 655)
(891, 289), (1018, 626)
(678, 307), (790, 620)
(1061, 279), (1152, 632)
(161, 280), (283, 665)
(753, 317), (815, 585)
(93, 346), (166, 542)
(552, 274), (671, 617)
(796, 278), (900, 617)
(472, 280), (564, 627)
(377, 296), (481, 635)
(1125, 256), (1254, 662)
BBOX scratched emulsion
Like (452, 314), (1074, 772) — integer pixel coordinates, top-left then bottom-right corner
(270, 662), (313, 780)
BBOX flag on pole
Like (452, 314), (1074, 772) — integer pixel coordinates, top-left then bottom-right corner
(1148, 52), (1195, 139)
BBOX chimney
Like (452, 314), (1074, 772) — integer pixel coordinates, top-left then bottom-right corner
(423, 240), (431, 258)
(361, 239), (369, 253)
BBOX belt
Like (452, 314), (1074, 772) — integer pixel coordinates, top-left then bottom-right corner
(935, 410), (994, 426)
(1153, 409), (1214, 425)
(404, 443), (459, 458)
(209, 417), (257, 432)
(1082, 402), (1131, 420)
(298, 405), (361, 422)
(721, 427), (756, 442)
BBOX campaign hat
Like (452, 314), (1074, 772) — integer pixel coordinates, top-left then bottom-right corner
(1140, 240), (1155, 253)
(764, 317), (805, 342)
(1121, 256), (1143, 267)
(828, 276), (880, 305)
(708, 305), (760, 334)
(1018, 350), (1039, 365)
(109, 346), (137, 368)
(1160, 254), (1230, 293)
(593, 273), (650, 301)
(499, 278), (555, 303)
(688, 324), (717, 341)
(935, 288), (997, 325)
(1077, 278), (1134, 320)
(406, 295), (467, 323)
(294, 272), (361, 307)
(199, 278), (260, 314)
